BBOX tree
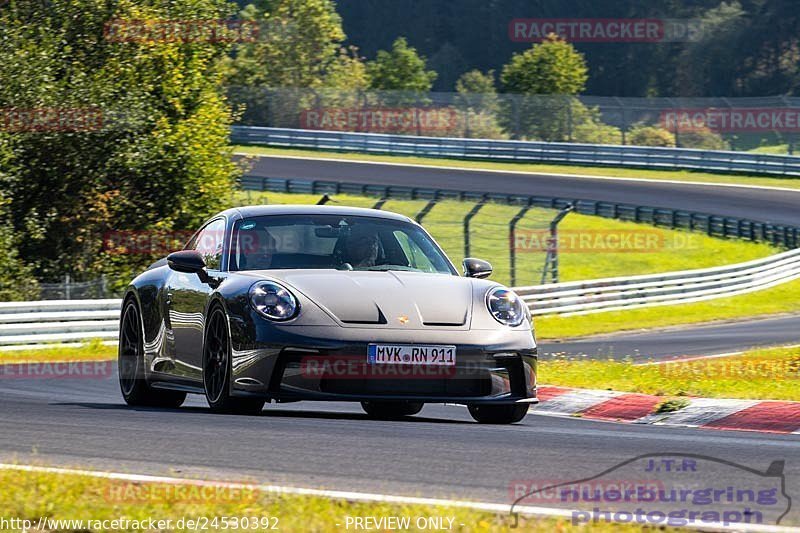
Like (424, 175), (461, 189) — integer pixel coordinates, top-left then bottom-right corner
(0, 0), (239, 289)
(224, 0), (346, 88)
(498, 35), (598, 141)
(367, 37), (438, 93)
(324, 46), (370, 91)
(500, 34), (588, 96)
(456, 69), (496, 95)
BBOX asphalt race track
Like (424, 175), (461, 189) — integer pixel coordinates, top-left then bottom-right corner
(1, 369), (799, 525)
(245, 155), (800, 227)
(539, 314), (800, 362)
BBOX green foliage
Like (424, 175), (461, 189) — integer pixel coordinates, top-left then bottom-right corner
(654, 398), (691, 414)
(500, 34), (588, 96)
(225, 0), (346, 88)
(324, 46), (370, 90)
(627, 124), (677, 147)
(0, 0), (239, 289)
(367, 37), (437, 93)
(456, 69), (496, 95)
(0, 224), (40, 301)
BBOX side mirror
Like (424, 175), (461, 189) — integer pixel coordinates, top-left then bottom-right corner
(463, 258), (492, 279)
(167, 250), (206, 274)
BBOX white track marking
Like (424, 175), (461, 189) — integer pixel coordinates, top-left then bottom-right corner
(237, 152), (800, 194)
(1, 463), (795, 532)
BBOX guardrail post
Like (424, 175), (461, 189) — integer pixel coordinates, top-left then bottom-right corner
(509, 204), (532, 287)
(463, 200), (486, 259)
(372, 198), (388, 210)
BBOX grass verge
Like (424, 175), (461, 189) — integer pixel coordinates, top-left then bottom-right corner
(0, 467), (662, 532)
(540, 345), (800, 401)
(0, 339), (116, 363)
(235, 144), (800, 191)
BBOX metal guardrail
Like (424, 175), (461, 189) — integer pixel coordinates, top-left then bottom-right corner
(232, 126), (800, 177)
(516, 248), (800, 316)
(0, 299), (121, 347)
(240, 176), (800, 249)
(3, 248), (800, 346)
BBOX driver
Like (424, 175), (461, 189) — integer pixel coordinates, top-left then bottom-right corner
(240, 227), (277, 270)
(343, 225), (380, 268)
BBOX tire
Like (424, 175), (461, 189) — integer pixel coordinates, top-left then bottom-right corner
(203, 305), (265, 415)
(118, 299), (186, 408)
(468, 404), (528, 424)
(361, 401), (423, 420)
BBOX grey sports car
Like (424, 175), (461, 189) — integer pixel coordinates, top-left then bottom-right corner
(119, 205), (538, 424)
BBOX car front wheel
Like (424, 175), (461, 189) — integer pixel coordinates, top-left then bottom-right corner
(468, 404), (528, 424)
(361, 401), (423, 419)
(203, 305), (265, 415)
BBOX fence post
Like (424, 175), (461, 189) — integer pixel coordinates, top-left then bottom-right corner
(540, 204), (575, 284)
(509, 204), (532, 286)
(463, 201), (486, 259)
(65, 274), (71, 300)
(415, 199), (437, 224)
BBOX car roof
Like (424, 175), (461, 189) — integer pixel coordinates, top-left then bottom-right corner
(220, 204), (414, 223)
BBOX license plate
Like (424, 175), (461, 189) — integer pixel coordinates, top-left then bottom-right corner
(367, 344), (456, 366)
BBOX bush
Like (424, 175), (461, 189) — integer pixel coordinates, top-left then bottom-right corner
(678, 127), (730, 150)
(627, 125), (676, 147)
(0, 225), (39, 301)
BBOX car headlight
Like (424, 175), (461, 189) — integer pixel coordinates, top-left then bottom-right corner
(486, 287), (525, 327)
(249, 281), (299, 321)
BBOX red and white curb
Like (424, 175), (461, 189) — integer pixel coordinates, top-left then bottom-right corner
(532, 386), (800, 434)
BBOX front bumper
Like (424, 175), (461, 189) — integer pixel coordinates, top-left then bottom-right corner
(230, 341), (537, 404)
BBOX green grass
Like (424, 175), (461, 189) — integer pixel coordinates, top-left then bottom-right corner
(535, 278), (800, 339)
(749, 144), (791, 155)
(0, 339), (116, 362)
(231, 189), (779, 287)
(235, 144), (800, 190)
(0, 467), (664, 532)
(539, 345), (800, 401)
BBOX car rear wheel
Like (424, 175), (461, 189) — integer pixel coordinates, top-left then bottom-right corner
(203, 306), (265, 415)
(468, 404), (528, 424)
(118, 299), (186, 408)
(361, 401), (423, 419)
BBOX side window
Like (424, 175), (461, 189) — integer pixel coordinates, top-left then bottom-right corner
(393, 231), (436, 272)
(191, 218), (226, 270)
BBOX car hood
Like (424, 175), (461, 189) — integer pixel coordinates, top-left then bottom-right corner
(242, 270), (474, 329)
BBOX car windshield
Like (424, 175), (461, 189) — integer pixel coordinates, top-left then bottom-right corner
(230, 214), (456, 274)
